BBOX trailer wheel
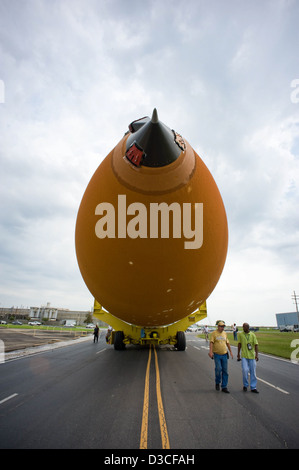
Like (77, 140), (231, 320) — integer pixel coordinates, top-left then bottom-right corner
(114, 331), (126, 350)
(176, 331), (186, 351)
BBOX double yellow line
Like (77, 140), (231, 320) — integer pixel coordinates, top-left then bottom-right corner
(140, 345), (170, 449)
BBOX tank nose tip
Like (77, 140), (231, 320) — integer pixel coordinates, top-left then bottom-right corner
(151, 108), (159, 123)
(126, 109), (183, 168)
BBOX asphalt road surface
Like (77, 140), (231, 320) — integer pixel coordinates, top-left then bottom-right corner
(0, 332), (298, 450)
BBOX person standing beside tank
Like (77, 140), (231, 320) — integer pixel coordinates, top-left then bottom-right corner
(237, 323), (259, 393)
(233, 323), (238, 341)
(203, 325), (209, 342)
(209, 321), (233, 393)
(93, 325), (99, 343)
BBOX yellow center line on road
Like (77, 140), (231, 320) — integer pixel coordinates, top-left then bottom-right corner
(139, 345), (170, 450)
(153, 345), (170, 449)
(139, 345), (151, 449)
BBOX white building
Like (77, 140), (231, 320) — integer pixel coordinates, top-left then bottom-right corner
(30, 303), (58, 321)
(0, 303), (102, 326)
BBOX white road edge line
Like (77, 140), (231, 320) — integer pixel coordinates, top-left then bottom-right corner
(96, 349), (106, 354)
(0, 393), (18, 405)
(193, 345), (209, 351)
(257, 377), (289, 395)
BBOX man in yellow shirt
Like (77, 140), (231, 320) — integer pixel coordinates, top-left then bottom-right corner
(209, 321), (233, 393)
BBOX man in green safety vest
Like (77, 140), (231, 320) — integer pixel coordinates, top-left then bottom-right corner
(237, 323), (259, 393)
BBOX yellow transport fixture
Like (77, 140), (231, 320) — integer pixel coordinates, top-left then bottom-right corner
(93, 299), (207, 351)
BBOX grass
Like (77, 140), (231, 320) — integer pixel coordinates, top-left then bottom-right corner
(198, 329), (299, 361)
(0, 324), (93, 333)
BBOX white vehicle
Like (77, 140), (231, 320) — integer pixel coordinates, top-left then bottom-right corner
(280, 325), (294, 332)
(64, 320), (77, 327)
(186, 325), (199, 332)
(28, 321), (42, 326)
(86, 323), (96, 328)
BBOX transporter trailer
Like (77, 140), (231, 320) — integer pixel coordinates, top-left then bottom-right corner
(93, 299), (207, 351)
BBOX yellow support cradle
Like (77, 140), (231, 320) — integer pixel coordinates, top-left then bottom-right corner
(93, 299), (207, 350)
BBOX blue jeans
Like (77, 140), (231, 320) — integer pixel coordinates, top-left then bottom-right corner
(241, 358), (257, 390)
(214, 353), (228, 389)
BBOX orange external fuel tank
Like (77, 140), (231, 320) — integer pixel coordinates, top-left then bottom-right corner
(75, 109), (228, 327)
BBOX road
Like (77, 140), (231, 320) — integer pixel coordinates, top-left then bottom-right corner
(0, 332), (298, 449)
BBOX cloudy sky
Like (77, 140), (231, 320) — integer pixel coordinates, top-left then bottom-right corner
(0, 0), (299, 326)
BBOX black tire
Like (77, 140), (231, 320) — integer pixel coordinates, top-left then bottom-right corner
(176, 331), (186, 351)
(114, 331), (125, 350)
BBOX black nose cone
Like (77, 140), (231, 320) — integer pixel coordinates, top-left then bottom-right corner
(126, 109), (185, 168)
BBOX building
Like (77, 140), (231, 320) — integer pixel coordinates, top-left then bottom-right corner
(30, 303), (58, 321)
(0, 303), (106, 326)
(0, 306), (30, 320)
(276, 311), (299, 329)
(29, 304), (92, 324)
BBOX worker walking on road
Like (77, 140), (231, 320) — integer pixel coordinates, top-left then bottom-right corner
(237, 323), (259, 393)
(209, 321), (233, 393)
(203, 325), (209, 342)
(93, 325), (99, 343)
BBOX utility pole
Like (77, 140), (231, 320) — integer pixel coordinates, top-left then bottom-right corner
(292, 291), (299, 313)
